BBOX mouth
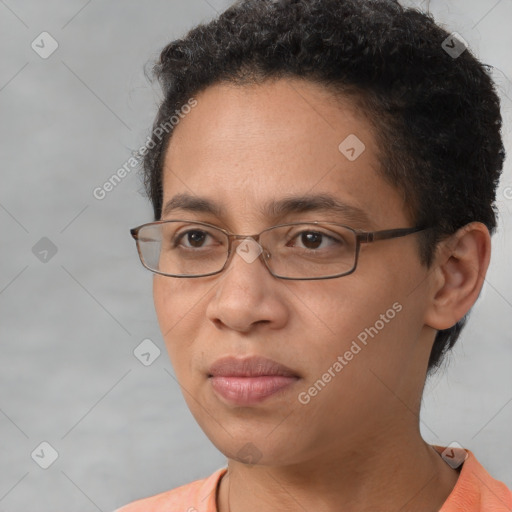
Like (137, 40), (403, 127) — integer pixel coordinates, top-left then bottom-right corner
(208, 355), (300, 406)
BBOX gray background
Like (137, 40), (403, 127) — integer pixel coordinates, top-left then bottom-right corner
(0, 1), (511, 510)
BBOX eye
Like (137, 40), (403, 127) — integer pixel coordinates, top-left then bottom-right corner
(174, 229), (217, 249)
(286, 230), (341, 250)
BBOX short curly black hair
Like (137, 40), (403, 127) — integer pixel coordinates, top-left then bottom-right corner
(140, 0), (505, 374)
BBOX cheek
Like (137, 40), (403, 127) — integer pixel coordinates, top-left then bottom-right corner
(300, 278), (385, 336)
(153, 276), (176, 335)
(153, 277), (204, 329)
(152, 277), (204, 372)
(303, 274), (413, 368)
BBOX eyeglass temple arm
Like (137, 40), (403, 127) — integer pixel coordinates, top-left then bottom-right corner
(358, 226), (430, 243)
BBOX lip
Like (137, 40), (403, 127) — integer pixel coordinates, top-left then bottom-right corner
(208, 355), (299, 378)
(208, 356), (300, 405)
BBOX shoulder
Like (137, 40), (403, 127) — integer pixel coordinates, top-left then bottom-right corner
(433, 446), (512, 512)
(114, 467), (227, 512)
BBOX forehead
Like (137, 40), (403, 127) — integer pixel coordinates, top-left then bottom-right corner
(161, 78), (409, 229)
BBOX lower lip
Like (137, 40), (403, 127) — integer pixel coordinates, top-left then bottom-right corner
(209, 375), (299, 405)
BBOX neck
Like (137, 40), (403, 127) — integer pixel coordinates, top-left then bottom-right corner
(217, 434), (460, 512)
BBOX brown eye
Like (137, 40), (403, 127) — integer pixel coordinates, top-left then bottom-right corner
(180, 230), (209, 248)
(286, 230), (341, 251)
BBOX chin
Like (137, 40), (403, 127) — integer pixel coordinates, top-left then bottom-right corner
(201, 422), (306, 467)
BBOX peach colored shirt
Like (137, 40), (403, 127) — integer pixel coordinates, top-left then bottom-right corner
(115, 447), (512, 512)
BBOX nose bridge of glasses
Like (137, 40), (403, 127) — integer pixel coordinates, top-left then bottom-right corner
(230, 233), (261, 241)
(228, 234), (272, 264)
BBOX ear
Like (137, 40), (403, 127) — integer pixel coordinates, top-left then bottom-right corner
(424, 222), (492, 330)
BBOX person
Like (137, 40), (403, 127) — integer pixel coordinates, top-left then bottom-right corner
(119, 0), (511, 510)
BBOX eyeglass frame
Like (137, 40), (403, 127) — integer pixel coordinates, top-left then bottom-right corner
(130, 219), (432, 281)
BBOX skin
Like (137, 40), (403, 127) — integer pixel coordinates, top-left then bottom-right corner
(152, 77), (491, 512)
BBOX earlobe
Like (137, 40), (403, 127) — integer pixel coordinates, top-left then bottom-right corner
(424, 222), (491, 331)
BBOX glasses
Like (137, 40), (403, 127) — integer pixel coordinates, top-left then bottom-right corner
(130, 219), (430, 280)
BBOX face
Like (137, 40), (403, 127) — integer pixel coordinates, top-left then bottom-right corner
(153, 78), (435, 467)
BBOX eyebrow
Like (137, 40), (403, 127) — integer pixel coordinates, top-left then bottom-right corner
(161, 192), (373, 227)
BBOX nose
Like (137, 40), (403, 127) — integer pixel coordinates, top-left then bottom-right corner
(205, 237), (288, 333)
